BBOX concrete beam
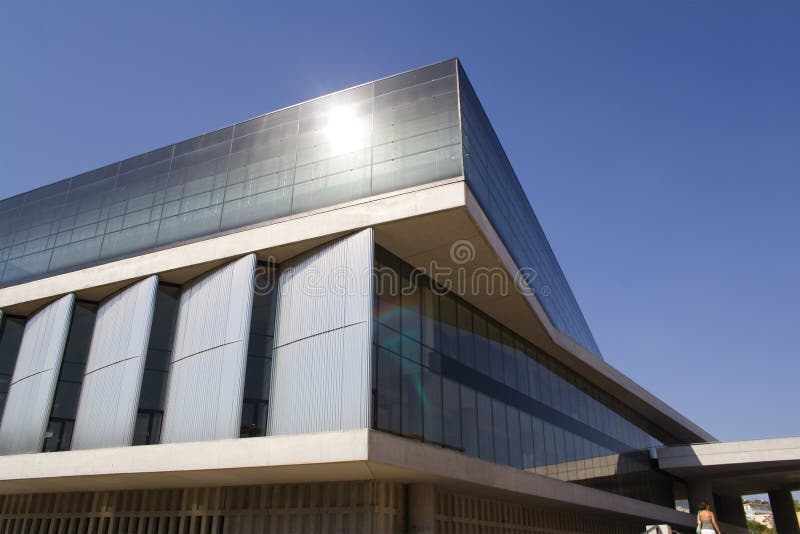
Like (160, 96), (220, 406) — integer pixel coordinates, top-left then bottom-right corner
(0, 179), (466, 311)
(658, 438), (800, 495)
(0, 429), (693, 529)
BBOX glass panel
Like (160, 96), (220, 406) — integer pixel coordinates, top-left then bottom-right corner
(487, 321), (504, 383)
(133, 284), (180, 445)
(376, 348), (401, 434)
(420, 286), (439, 352)
(492, 399), (509, 466)
(43, 301), (97, 452)
(442, 377), (461, 449)
(401, 358), (423, 439)
(439, 295), (458, 359)
(501, 329), (516, 389)
(514, 338), (529, 394)
(459, 385), (479, 457)
(476, 392), (494, 462)
(422, 367), (442, 444)
(520, 411), (535, 469)
(0, 315), (25, 422)
(507, 406), (523, 469)
(400, 279), (421, 342)
(240, 264), (277, 438)
(472, 314), (490, 376)
(456, 303), (474, 368)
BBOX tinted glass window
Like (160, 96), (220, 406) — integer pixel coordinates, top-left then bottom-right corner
(240, 263), (278, 438)
(371, 247), (678, 506)
(43, 301), (97, 452)
(133, 284), (180, 446)
(0, 315), (24, 423)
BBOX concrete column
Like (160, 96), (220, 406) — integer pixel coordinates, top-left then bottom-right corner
(769, 490), (800, 534)
(408, 484), (436, 534)
(687, 479), (714, 515)
(714, 494), (747, 529)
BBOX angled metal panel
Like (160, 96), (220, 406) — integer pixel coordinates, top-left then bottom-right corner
(0, 294), (75, 454)
(71, 276), (158, 450)
(267, 229), (373, 435)
(160, 254), (255, 444)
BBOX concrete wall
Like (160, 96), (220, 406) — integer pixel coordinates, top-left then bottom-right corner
(0, 294), (74, 455)
(72, 276), (159, 450)
(160, 254), (255, 443)
(268, 229), (373, 435)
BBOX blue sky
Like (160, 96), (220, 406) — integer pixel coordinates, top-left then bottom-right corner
(1, 1), (798, 443)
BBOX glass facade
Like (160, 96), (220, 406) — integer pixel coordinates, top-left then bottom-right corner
(240, 263), (278, 438)
(373, 247), (677, 505)
(133, 283), (181, 446)
(0, 58), (602, 360)
(457, 64), (602, 357)
(42, 300), (97, 452)
(0, 60), (461, 289)
(0, 314), (24, 423)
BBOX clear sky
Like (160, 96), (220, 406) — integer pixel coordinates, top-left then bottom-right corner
(1, 1), (798, 443)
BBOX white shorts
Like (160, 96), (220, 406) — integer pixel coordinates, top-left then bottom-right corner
(700, 529), (716, 534)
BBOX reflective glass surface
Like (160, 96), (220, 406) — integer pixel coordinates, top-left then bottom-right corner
(240, 263), (278, 438)
(373, 248), (676, 506)
(133, 283), (180, 446)
(0, 315), (24, 424)
(43, 300), (97, 452)
(0, 60), (461, 289)
(458, 63), (601, 357)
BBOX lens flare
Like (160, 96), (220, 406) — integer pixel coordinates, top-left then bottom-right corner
(326, 106), (367, 155)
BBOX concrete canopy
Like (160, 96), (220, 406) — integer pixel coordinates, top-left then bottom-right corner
(657, 437), (800, 495)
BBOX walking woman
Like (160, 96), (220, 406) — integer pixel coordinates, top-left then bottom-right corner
(696, 502), (721, 534)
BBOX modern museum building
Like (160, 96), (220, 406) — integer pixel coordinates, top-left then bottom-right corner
(0, 59), (794, 533)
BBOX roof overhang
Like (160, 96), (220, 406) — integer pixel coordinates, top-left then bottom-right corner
(657, 437), (800, 495)
(0, 178), (712, 444)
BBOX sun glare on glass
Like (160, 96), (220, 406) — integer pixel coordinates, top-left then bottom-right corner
(325, 106), (368, 155)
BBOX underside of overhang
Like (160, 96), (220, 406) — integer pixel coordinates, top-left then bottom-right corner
(371, 186), (713, 445)
(0, 178), (712, 446)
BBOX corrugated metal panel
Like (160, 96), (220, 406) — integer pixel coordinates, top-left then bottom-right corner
(0, 294), (75, 454)
(160, 254), (255, 443)
(71, 276), (159, 450)
(268, 229), (373, 435)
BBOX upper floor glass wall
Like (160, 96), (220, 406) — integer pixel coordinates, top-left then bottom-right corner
(0, 60), (462, 289)
(458, 63), (602, 357)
